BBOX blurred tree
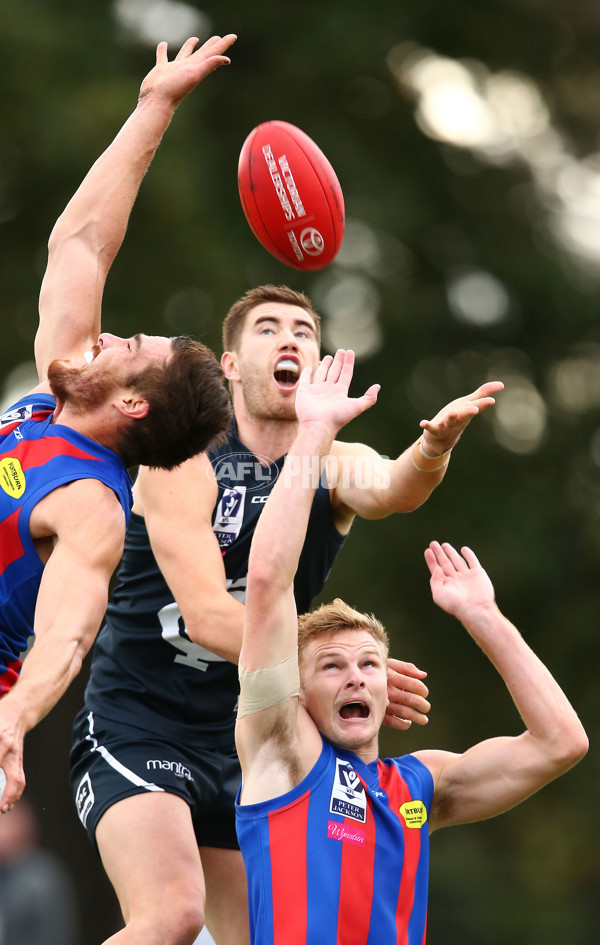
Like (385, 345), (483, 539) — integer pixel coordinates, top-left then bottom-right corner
(1, 1), (597, 942)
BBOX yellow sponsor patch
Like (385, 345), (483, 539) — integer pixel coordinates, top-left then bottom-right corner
(399, 800), (428, 829)
(0, 458), (26, 498)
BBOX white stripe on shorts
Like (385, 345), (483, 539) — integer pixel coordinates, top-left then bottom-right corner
(85, 710), (165, 792)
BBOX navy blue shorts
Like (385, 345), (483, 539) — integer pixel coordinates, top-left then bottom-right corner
(69, 707), (241, 851)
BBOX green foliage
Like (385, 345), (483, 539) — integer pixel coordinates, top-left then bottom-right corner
(3, 2), (598, 942)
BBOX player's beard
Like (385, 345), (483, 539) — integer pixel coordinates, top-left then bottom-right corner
(238, 362), (298, 422)
(47, 359), (118, 412)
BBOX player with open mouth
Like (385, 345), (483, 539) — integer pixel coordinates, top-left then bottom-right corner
(273, 354), (301, 391)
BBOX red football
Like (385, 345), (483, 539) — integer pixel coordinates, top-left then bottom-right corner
(238, 120), (345, 271)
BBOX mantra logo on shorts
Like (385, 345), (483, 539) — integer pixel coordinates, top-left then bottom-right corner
(147, 759), (193, 781)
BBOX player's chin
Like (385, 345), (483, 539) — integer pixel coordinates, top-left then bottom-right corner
(335, 717), (373, 740)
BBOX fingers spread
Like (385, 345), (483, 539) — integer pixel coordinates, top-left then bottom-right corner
(176, 36), (201, 59)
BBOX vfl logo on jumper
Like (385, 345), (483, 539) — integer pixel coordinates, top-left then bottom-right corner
(399, 800), (428, 829)
(329, 759), (367, 823)
(0, 404), (33, 428)
(147, 759), (193, 781)
(210, 451), (279, 494)
(213, 486), (246, 550)
(75, 773), (95, 827)
(0, 458), (26, 498)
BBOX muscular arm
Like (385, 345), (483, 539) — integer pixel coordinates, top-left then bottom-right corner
(138, 456), (245, 663)
(415, 542), (588, 833)
(0, 479), (126, 811)
(139, 453), (430, 730)
(237, 353), (379, 801)
(35, 34), (236, 382)
(329, 381), (503, 532)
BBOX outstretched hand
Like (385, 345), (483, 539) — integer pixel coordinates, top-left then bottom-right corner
(424, 541), (496, 623)
(295, 349), (380, 437)
(139, 34), (237, 107)
(419, 381), (504, 455)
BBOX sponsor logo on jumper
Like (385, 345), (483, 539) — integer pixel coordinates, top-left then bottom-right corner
(210, 451), (279, 493)
(0, 404), (33, 428)
(327, 820), (366, 846)
(0, 458), (26, 498)
(330, 758), (367, 823)
(399, 800), (428, 829)
(75, 773), (95, 827)
(147, 759), (193, 781)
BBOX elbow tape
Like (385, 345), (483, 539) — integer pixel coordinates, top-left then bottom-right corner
(237, 652), (301, 719)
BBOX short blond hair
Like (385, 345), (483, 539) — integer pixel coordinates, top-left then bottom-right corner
(297, 598), (389, 666)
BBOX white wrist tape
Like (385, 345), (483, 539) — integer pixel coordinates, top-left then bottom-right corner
(237, 652), (301, 719)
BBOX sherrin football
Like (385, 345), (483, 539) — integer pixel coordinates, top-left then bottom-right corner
(238, 120), (345, 271)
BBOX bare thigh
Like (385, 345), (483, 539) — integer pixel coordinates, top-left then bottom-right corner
(200, 846), (250, 945)
(96, 792), (205, 945)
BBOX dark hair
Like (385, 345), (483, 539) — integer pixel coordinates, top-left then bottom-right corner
(222, 284), (322, 352)
(117, 336), (232, 470)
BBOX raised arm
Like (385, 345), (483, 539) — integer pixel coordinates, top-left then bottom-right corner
(329, 381), (504, 529)
(139, 449), (431, 735)
(35, 34), (236, 383)
(415, 542), (588, 833)
(0, 480), (126, 811)
(236, 351), (379, 798)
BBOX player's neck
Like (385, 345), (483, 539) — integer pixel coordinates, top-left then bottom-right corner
(234, 408), (299, 462)
(52, 401), (121, 454)
(329, 735), (380, 767)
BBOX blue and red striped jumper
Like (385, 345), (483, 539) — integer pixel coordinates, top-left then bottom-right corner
(0, 394), (131, 695)
(236, 736), (434, 945)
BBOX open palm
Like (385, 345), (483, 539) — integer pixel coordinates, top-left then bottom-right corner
(424, 541), (496, 622)
(294, 349), (380, 436)
(139, 34), (237, 106)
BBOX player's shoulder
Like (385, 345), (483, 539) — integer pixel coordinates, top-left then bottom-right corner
(134, 452), (218, 517)
(0, 390), (55, 430)
(48, 476), (125, 519)
(31, 477), (126, 546)
(410, 748), (460, 782)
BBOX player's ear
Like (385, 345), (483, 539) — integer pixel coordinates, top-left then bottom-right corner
(221, 350), (240, 382)
(113, 391), (150, 420)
